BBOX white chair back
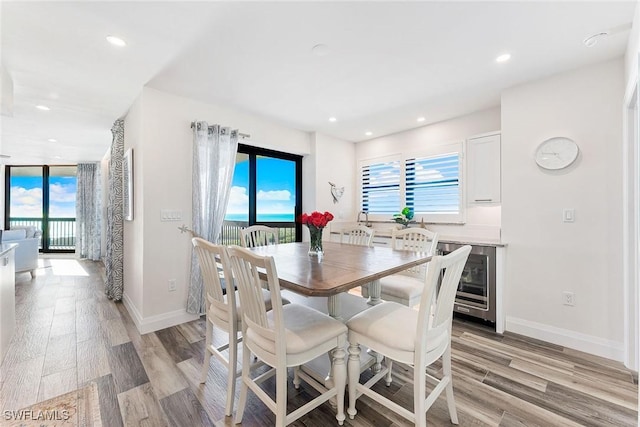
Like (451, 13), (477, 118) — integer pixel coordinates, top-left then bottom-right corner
(192, 237), (242, 416)
(391, 227), (439, 278)
(192, 237), (236, 327)
(240, 225), (279, 248)
(346, 245), (471, 426)
(227, 245), (286, 359)
(228, 245), (348, 426)
(340, 225), (375, 247)
(417, 245), (471, 355)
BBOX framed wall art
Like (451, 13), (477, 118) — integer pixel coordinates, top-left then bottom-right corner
(123, 148), (134, 221)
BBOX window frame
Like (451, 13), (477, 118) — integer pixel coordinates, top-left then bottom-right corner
(4, 164), (78, 253)
(235, 144), (303, 241)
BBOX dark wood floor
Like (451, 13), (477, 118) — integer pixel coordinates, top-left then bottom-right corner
(0, 258), (637, 426)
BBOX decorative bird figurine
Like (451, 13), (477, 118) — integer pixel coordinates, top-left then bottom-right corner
(328, 181), (344, 204)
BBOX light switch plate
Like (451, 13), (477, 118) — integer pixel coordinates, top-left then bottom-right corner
(161, 209), (183, 222)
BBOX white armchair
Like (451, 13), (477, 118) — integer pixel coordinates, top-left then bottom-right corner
(2, 227), (41, 277)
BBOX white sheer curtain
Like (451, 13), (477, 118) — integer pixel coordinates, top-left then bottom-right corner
(187, 121), (239, 314)
(76, 162), (102, 261)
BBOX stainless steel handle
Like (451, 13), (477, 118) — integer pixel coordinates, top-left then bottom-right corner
(474, 199), (493, 202)
(456, 306), (470, 313)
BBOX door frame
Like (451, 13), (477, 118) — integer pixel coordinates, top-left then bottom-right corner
(622, 58), (639, 371)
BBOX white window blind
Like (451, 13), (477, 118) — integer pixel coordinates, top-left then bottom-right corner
(406, 152), (461, 218)
(361, 159), (401, 214)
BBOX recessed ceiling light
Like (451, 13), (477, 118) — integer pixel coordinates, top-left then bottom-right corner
(36, 105), (50, 111)
(47, 138), (57, 143)
(54, 156), (62, 159)
(496, 53), (511, 63)
(329, 117), (337, 122)
(417, 117), (425, 122)
(583, 32), (609, 47)
(365, 131), (373, 136)
(106, 35), (127, 47)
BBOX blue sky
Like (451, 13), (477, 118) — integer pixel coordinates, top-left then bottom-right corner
(226, 157), (296, 219)
(10, 176), (77, 218)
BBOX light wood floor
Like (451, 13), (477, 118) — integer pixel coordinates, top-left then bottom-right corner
(0, 258), (637, 426)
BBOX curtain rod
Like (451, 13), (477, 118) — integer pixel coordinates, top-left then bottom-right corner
(190, 122), (250, 139)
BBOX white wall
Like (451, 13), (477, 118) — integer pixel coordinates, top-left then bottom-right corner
(501, 59), (625, 360)
(123, 87), (313, 332)
(1, 64), (13, 117)
(310, 132), (356, 221)
(625, 1), (640, 88)
(354, 107), (502, 239)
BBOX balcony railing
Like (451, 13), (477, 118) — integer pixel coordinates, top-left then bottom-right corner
(8, 218), (293, 251)
(221, 220), (297, 246)
(8, 217), (76, 251)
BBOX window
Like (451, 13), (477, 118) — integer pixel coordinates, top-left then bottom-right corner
(406, 152), (461, 221)
(5, 165), (77, 252)
(223, 144), (302, 244)
(360, 142), (464, 223)
(360, 157), (401, 215)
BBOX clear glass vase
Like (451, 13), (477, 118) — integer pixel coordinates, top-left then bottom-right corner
(308, 226), (324, 256)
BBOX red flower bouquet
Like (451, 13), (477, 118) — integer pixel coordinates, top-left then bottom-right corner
(300, 211), (334, 228)
(299, 211), (334, 256)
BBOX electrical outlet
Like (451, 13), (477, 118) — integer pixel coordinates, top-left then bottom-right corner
(563, 209), (575, 223)
(168, 279), (177, 292)
(562, 291), (575, 306)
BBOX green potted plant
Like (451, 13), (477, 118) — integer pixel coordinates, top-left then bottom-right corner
(392, 207), (414, 228)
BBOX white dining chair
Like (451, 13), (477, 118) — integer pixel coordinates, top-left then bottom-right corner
(346, 245), (471, 427)
(228, 245), (348, 426)
(362, 227), (439, 307)
(339, 224), (375, 247)
(191, 237), (289, 416)
(240, 225), (279, 248)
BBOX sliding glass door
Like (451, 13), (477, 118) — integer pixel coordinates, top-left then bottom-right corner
(222, 145), (302, 244)
(5, 165), (77, 252)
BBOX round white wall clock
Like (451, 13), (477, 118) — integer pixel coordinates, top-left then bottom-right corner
(535, 137), (579, 170)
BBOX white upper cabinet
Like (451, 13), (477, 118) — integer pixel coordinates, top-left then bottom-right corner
(467, 132), (501, 204)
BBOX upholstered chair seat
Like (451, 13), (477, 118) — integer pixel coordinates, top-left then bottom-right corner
(362, 227), (439, 307)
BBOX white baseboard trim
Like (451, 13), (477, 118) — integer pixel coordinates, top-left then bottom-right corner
(505, 316), (624, 362)
(122, 292), (199, 335)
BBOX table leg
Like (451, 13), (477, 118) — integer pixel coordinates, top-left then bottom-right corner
(327, 294), (343, 321)
(365, 280), (383, 372)
(367, 348), (384, 373)
(367, 279), (383, 306)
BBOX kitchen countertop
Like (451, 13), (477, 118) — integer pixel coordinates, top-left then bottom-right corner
(329, 224), (506, 247)
(438, 237), (507, 247)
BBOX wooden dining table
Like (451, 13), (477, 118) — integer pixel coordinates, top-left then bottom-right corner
(246, 240), (433, 388)
(246, 240), (433, 320)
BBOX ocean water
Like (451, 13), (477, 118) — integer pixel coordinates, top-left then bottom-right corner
(225, 213), (295, 222)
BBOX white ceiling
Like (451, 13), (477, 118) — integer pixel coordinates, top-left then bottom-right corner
(1, 1), (636, 165)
